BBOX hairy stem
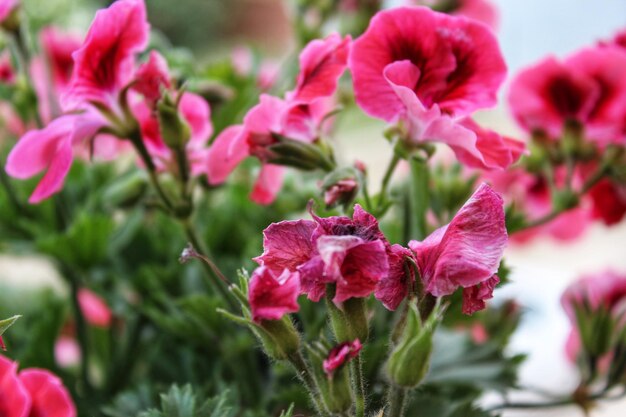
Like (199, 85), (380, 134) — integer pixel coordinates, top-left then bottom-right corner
(386, 386), (408, 417)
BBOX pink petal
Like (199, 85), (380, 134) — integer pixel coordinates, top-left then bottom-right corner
(206, 125), (248, 184)
(78, 288), (112, 327)
(248, 266), (300, 323)
(461, 274), (499, 314)
(133, 50), (171, 105)
(0, 356), (31, 417)
(453, 0), (499, 30)
(334, 239), (389, 303)
(0, 0), (18, 23)
(54, 337), (81, 368)
(250, 164), (285, 205)
(317, 235), (364, 279)
(19, 369), (76, 417)
(180, 92), (213, 149)
(254, 219), (317, 274)
(409, 183), (507, 296)
(375, 244), (415, 311)
(287, 33), (351, 103)
(323, 339), (362, 375)
(28, 137), (73, 204)
(298, 256), (330, 302)
(62, 0), (149, 110)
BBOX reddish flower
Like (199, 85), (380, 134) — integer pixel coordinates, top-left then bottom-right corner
(561, 270), (626, 362)
(374, 244), (416, 311)
(133, 50), (171, 107)
(62, 0), (149, 110)
(255, 205), (390, 303)
(323, 339), (363, 376)
(461, 274), (499, 315)
(207, 34), (349, 205)
(78, 288), (112, 328)
(409, 183), (506, 299)
(248, 266), (300, 323)
(508, 48), (626, 145)
(0, 355), (30, 417)
(350, 6), (506, 122)
(588, 179), (626, 226)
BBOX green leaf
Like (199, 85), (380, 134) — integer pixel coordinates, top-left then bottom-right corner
(0, 315), (20, 336)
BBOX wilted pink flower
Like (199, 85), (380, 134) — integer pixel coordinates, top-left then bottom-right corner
(248, 266), (300, 323)
(19, 369), (76, 417)
(561, 270), (626, 361)
(462, 274), (500, 314)
(409, 184), (506, 301)
(0, 355), (76, 417)
(78, 288), (112, 328)
(350, 7), (506, 123)
(207, 34), (350, 204)
(255, 205), (389, 303)
(134, 92), (212, 175)
(323, 339), (362, 376)
(54, 336), (81, 368)
(508, 48), (626, 145)
(0, 0), (18, 24)
(62, 0), (149, 110)
(133, 50), (171, 107)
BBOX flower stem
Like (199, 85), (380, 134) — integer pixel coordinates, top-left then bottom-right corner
(287, 351), (329, 417)
(386, 386), (408, 417)
(408, 157), (429, 241)
(351, 355), (366, 417)
(376, 153), (401, 215)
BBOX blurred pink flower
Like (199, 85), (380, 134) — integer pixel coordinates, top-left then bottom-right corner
(78, 288), (112, 328)
(0, 0), (18, 24)
(62, 0), (149, 111)
(207, 33), (349, 205)
(350, 6), (506, 123)
(54, 336), (81, 368)
(406, 0), (499, 29)
(255, 205), (389, 303)
(323, 339), (362, 376)
(248, 266), (301, 323)
(588, 179), (626, 226)
(0, 355), (76, 417)
(133, 50), (171, 108)
(409, 184), (506, 300)
(508, 48), (626, 145)
(0, 51), (15, 84)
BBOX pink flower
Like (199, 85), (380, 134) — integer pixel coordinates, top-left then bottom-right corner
(561, 270), (626, 362)
(5, 112), (107, 203)
(0, 355), (30, 417)
(407, 0), (499, 29)
(323, 339), (362, 376)
(588, 179), (626, 226)
(30, 28), (82, 123)
(134, 92), (212, 176)
(207, 34), (350, 205)
(350, 7), (506, 123)
(19, 369), (76, 417)
(0, 355), (76, 417)
(0, 0), (18, 24)
(255, 205), (390, 303)
(508, 48), (626, 145)
(409, 184), (506, 300)
(374, 244), (416, 311)
(78, 288), (112, 328)
(133, 50), (171, 107)
(62, 0), (149, 111)
(0, 51), (15, 84)
(248, 266), (301, 323)
(54, 336), (81, 368)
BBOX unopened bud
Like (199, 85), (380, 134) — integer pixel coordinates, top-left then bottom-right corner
(157, 93), (190, 150)
(267, 134), (336, 172)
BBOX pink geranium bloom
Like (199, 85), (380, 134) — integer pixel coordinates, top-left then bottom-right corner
(0, 355), (31, 417)
(0, 0), (18, 24)
(407, 0), (499, 29)
(350, 7), (506, 122)
(248, 266), (301, 323)
(561, 270), (626, 362)
(77, 288), (112, 327)
(134, 92), (213, 176)
(323, 339), (362, 376)
(255, 205), (389, 303)
(133, 50), (171, 108)
(508, 48), (626, 145)
(62, 0), (149, 111)
(408, 183), (506, 299)
(207, 34), (350, 205)
(19, 369), (76, 417)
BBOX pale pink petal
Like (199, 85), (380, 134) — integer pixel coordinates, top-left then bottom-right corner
(248, 266), (300, 322)
(19, 369), (76, 417)
(206, 125), (248, 184)
(250, 164), (285, 205)
(180, 92), (213, 149)
(0, 0), (18, 23)
(133, 50), (171, 105)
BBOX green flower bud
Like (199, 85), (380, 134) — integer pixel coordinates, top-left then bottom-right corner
(253, 316), (300, 361)
(157, 93), (190, 150)
(267, 134), (335, 172)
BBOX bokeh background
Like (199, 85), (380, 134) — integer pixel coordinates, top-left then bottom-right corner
(2, 0), (626, 415)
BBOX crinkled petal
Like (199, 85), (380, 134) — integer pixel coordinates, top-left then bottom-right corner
(317, 235), (364, 279)
(462, 274), (500, 314)
(298, 256), (330, 302)
(254, 219), (317, 273)
(375, 244), (415, 311)
(334, 239), (389, 303)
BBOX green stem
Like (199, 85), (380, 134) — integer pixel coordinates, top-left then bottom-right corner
(376, 153), (401, 215)
(351, 355), (366, 417)
(287, 351), (329, 417)
(408, 157), (429, 241)
(386, 386), (408, 417)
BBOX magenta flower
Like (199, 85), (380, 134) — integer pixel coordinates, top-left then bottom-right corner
(508, 47), (626, 145)
(255, 205), (389, 303)
(406, 0), (499, 29)
(207, 34), (350, 205)
(374, 244), (416, 311)
(78, 288), (112, 328)
(0, 0), (18, 24)
(408, 184), (506, 301)
(0, 355), (76, 417)
(248, 266), (300, 323)
(588, 179), (626, 226)
(350, 7), (506, 122)
(133, 50), (171, 108)
(323, 339), (363, 376)
(62, 0), (149, 110)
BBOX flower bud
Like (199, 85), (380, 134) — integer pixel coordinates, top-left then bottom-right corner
(386, 304), (439, 388)
(266, 134), (335, 172)
(321, 168), (359, 209)
(102, 171), (148, 208)
(254, 316), (301, 361)
(157, 93), (191, 150)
